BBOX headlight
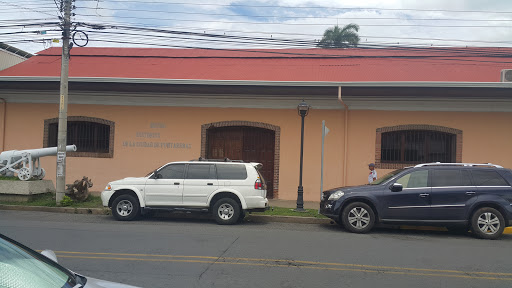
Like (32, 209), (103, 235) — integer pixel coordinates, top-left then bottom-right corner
(105, 184), (112, 191)
(328, 190), (345, 201)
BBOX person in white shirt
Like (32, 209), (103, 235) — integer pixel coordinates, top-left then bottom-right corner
(368, 163), (377, 184)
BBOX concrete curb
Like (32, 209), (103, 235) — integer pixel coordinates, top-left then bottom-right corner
(247, 214), (330, 224)
(0, 204), (110, 215)
(0, 204), (511, 234)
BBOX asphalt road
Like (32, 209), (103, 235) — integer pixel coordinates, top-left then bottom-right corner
(1, 210), (511, 288)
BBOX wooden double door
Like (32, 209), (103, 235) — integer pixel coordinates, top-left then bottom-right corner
(207, 126), (275, 198)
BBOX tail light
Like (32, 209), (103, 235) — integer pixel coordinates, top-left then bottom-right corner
(254, 178), (263, 190)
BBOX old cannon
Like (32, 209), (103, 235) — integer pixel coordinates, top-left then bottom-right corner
(0, 145), (77, 181)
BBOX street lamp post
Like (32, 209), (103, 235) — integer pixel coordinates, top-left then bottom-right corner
(295, 100), (310, 212)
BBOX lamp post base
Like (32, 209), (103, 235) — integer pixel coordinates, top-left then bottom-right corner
(295, 185), (307, 212)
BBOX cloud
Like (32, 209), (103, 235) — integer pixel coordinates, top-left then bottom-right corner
(1, 0), (512, 53)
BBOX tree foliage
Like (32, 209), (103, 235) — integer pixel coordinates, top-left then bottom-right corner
(317, 24), (360, 48)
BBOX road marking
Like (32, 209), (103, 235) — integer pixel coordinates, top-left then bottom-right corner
(53, 251), (512, 281)
(399, 226), (512, 234)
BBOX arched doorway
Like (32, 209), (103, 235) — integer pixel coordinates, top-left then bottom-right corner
(201, 122), (280, 199)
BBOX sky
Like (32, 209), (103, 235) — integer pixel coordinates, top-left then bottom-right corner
(1, 0), (512, 54)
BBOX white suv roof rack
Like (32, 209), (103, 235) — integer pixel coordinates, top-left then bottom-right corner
(414, 162), (503, 168)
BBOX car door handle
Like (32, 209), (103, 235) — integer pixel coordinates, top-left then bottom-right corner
(174, 182), (180, 185)
(207, 183), (213, 186)
(466, 191), (476, 195)
(419, 193), (430, 198)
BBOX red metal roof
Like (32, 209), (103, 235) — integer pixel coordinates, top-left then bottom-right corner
(1, 47), (511, 82)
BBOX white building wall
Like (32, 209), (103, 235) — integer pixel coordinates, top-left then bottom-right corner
(0, 50), (27, 71)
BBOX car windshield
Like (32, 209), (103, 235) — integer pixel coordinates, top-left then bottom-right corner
(370, 168), (405, 185)
(145, 163), (169, 177)
(0, 234), (77, 288)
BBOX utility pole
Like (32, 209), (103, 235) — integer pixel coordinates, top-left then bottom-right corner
(56, 0), (72, 204)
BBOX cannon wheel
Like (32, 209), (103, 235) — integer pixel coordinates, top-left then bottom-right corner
(17, 168), (32, 181)
(37, 168), (46, 180)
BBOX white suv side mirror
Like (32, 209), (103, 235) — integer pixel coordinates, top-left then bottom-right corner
(41, 250), (58, 263)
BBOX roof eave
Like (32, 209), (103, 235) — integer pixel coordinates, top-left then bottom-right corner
(1, 76), (512, 88)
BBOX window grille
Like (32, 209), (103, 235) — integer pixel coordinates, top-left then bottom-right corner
(48, 121), (110, 153)
(381, 130), (455, 164)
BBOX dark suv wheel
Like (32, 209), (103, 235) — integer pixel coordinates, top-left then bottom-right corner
(341, 202), (375, 233)
(470, 207), (505, 240)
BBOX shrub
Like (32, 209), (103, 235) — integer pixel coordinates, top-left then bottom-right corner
(60, 196), (74, 207)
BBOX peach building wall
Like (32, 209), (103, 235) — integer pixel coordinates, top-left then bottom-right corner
(1, 103), (511, 201)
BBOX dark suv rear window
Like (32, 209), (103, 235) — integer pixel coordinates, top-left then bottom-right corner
(216, 164), (247, 180)
(470, 170), (509, 186)
(432, 169), (473, 187)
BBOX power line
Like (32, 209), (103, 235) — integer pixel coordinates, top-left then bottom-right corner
(57, 38), (512, 65)
(0, 18), (59, 23)
(76, 22), (512, 53)
(72, 22), (512, 59)
(74, 6), (512, 22)
(71, 18), (512, 47)
(0, 1), (59, 17)
(0, 30), (60, 36)
(81, 29), (317, 48)
(74, 13), (512, 28)
(77, 0), (512, 15)
(53, 0), (64, 18)
(0, 22), (61, 30)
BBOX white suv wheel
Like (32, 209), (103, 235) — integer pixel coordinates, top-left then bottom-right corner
(213, 198), (241, 225)
(218, 203), (235, 220)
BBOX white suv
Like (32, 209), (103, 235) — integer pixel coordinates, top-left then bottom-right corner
(101, 159), (269, 224)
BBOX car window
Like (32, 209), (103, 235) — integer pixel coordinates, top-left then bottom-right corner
(370, 168), (405, 185)
(395, 170), (429, 188)
(432, 169), (467, 187)
(216, 164), (247, 180)
(470, 170), (509, 186)
(158, 164), (185, 179)
(186, 164), (216, 179)
(461, 170), (473, 186)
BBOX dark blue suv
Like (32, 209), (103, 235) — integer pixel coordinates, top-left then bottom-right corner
(320, 163), (512, 239)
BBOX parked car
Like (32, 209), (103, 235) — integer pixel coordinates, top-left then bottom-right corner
(0, 233), (140, 288)
(320, 163), (512, 239)
(101, 158), (269, 224)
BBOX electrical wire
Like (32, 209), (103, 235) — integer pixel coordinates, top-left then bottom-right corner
(75, 0), (512, 15)
(74, 22), (512, 58)
(0, 1), (60, 17)
(69, 18), (512, 47)
(74, 13), (512, 28)
(73, 6), (512, 22)
(59, 38), (512, 65)
(53, 0), (64, 18)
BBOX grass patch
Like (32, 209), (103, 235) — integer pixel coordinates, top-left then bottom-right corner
(252, 206), (327, 218)
(0, 193), (103, 208)
(0, 176), (19, 181)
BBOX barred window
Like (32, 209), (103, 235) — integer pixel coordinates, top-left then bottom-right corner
(44, 117), (114, 158)
(381, 130), (456, 164)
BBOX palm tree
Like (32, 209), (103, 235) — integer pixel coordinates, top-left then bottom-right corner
(317, 23), (360, 48)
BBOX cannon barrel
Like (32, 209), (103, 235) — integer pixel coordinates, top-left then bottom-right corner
(25, 145), (77, 158)
(1, 145), (78, 159)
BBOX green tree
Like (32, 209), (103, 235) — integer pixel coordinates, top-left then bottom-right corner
(317, 24), (360, 48)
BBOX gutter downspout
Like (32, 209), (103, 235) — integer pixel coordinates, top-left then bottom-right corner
(337, 87), (349, 186)
(0, 98), (5, 151)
